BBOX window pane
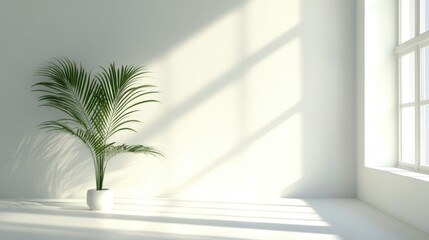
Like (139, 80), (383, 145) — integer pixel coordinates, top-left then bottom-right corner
(401, 0), (415, 43)
(421, 0), (429, 33)
(400, 52), (415, 103)
(422, 47), (429, 100)
(401, 107), (415, 164)
(421, 105), (429, 166)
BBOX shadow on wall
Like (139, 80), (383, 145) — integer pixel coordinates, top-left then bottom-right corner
(0, 131), (125, 198)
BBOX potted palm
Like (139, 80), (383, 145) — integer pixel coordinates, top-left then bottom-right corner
(33, 58), (163, 210)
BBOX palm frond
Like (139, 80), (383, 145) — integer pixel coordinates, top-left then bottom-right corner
(104, 144), (164, 161)
(33, 58), (98, 130)
(94, 63), (159, 140)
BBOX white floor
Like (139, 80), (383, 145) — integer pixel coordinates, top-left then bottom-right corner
(0, 198), (427, 240)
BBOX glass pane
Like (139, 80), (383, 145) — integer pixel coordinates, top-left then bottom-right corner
(401, 107), (415, 164)
(400, 52), (415, 103)
(401, 0), (415, 43)
(421, 0), (429, 33)
(421, 105), (429, 166)
(422, 47), (429, 100)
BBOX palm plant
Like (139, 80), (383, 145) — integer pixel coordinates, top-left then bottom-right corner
(33, 58), (162, 191)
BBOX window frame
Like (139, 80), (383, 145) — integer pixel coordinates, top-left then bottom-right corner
(397, 0), (429, 172)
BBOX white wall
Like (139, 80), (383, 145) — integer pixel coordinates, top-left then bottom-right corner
(357, 0), (429, 234)
(0, 0), (356, 200)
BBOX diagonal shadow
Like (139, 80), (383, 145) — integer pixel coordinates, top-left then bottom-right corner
(0, 222), (246, 240)
(0, 132), (92, 198)
(0, 206), (331, 234)
(0, 131), (128, 198)
(0, 0), (247, 66)
(137, 26), (300, 142)
(160, 103), (301, 197)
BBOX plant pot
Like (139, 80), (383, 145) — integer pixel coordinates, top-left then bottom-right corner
(86, 189), (114, 211)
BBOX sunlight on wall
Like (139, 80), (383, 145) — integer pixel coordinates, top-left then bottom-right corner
(245, 0), (300, 56)
(236, 112), (302, 199)
(147, 1), (301, 201)
(246, 38), (301, 131)
(160, 9), (242, 105)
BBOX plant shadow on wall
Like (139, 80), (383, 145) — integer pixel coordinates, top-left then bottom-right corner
(0, 131), (95, 198)
(4, 59), (163, 202)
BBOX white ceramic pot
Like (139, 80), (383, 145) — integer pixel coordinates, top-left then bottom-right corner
(86, 189), (114, 211)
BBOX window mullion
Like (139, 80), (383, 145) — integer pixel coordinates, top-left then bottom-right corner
(416, 0), (423, 170)
(399, 54), (402, 167)
(416, 46), (421, 170)
(416, 0), (420, 35)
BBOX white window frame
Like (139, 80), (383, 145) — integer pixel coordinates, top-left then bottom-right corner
(397, 0), (429, 172)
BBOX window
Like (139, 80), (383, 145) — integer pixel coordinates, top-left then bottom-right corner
(397, 0), (429, 171)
